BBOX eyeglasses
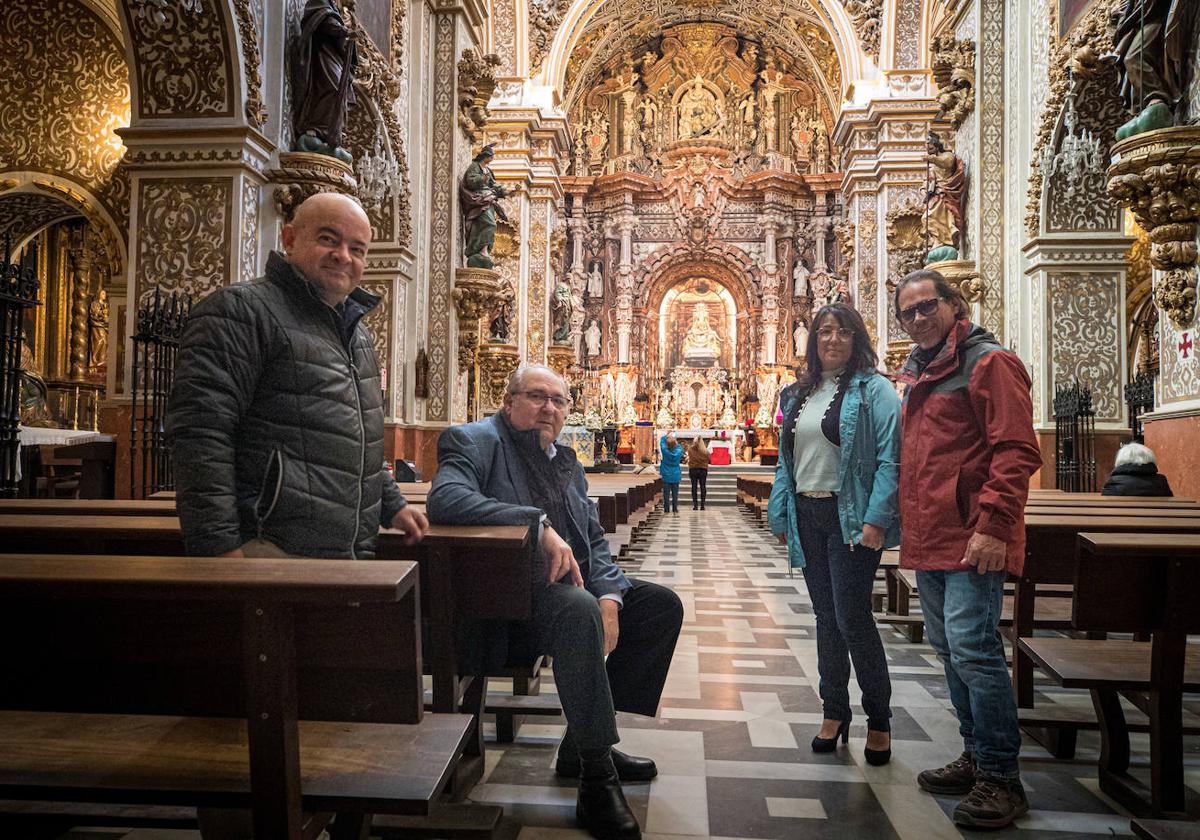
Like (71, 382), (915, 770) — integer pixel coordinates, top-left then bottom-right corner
(897, 297), (944, 325)
(519, 390), (572, 411)
(816, 327), (854, 341)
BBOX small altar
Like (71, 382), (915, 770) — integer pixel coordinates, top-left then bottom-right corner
(654, 428), (744, 463)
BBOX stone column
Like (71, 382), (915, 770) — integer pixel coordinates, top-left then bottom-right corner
(615, 215), (634, 363)
(759, 215), (781, 365)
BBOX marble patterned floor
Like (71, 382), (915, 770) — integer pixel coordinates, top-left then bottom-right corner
(54, 505), (1199, 839)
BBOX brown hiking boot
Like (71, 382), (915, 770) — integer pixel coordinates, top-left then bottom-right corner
(952, 776), (1029, 829)
(917, 751), (977, 795)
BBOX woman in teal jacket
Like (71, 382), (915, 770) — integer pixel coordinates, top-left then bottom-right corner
(768, 302), (901, 766)
(659, 433), (683, 513)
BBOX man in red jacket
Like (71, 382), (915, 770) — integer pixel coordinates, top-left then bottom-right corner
(894, 269), (1041, 829)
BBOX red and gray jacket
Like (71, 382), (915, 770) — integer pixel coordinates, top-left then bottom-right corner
(897, 319), (1041, 575)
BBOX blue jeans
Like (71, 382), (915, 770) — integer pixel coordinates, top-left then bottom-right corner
(797, 495), (892, 730)
(917, 569), (1021, 779)
(663, 482), (679, 512)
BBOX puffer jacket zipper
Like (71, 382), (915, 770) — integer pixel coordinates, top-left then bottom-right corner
(255, 448), (285, 538)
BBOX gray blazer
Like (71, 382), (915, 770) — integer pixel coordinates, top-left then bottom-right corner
(427, 413), (629, 600)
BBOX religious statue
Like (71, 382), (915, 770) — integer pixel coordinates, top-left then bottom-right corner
(87, 287), (108, 372)
(488, 287), (514, 343)
(760, 95), (777, 152)
(460, 144), (510, 268)
(924, 133), (966, 263)
(639, 96), (658, 132)
(414, 347), (429, 398)
(585, 318), (602, 357)
(587, 261), (604, 300)
(812, 127), (832, 174)
(737, 93), (757, 131)
(573, 125), (587, 175)
(551, 279), (572, 344)
(681, 303), (721, 366)
(792, 257), (810, 298)
(793, 317), (809, 358)
(678, 78), (719, 139)
(790, 111), (811, 164)
(291, 0), (357, 163)
(18, 340), (53, 427)
(1108, 0), (1198, 139)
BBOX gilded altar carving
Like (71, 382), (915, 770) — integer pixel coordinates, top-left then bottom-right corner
(343, 4), (412, 245)
(478, 343), (520, 410)
(233, 0), (268, 128)
(833, 219), (856, 268)
(1106, 126), (1200, 328)
(845, 0), (883, 59)
(885, 200), (927, 280)
(135, 178), (232, 304)
(931, 35), (975, 129)
(458, 49), (501, 143)
(0, 1), (131, 236)
(0, 194), (81, 246)
(530, 0), (572, 75)
(268, 151), (358, 220)
(122, 0), (233, 119)
(453, 267), (504, 371)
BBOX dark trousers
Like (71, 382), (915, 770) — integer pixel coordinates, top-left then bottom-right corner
(689, 468), (708, 507)
(662, 482), (679, 512)
(531, 577), (683, 750)
(796, 495), (892, 731)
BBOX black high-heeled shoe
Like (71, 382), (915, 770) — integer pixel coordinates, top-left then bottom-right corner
(864, 731), (892, 766)
(811, 720), (849, 753)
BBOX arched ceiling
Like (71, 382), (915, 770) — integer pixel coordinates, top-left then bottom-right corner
(550, 0), (861, 116)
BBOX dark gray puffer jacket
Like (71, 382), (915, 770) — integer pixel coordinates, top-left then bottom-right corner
(165, 252), (406, 558)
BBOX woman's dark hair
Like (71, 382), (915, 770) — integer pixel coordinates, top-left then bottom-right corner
(893, 268), (969, 320)
(800, 302), (878, 391)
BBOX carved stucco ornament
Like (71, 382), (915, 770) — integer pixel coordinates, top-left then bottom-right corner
(547, 344), (575, 377)
(833, 219), (856, 268)
(885, 200), (927, 280)
(458, 49), (501, 143)
(926, 258), (985, 305)
(1107, 126), (1200, 328)
(453, 266), (504, 371)
(268, 151), (357, 220)
(477, 342), (520, 412)
(930, 35), (975, 130)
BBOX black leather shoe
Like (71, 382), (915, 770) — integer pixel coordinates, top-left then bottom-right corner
(558, 747), (658, 781)
(811, 720), (849, 753)
(577, 774), (642, 840)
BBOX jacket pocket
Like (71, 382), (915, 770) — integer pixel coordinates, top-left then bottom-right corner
(255, 448), (285, 529)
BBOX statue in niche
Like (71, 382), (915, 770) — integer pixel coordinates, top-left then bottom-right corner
(622, 97), (639, 155)
(87, 287), (109, 372)
(737, 93), (757, 134)
(19, 340), (54, 427)
(587, 261), (604, 300)
(743, 44), (760, 68)
(488, 286), (514, 343)
(681, 303), (721, 366)
(793, 317), (809, 359)
(585, 318), (602, 357)
(790, 111), (812, 164)
(639, 96), (658, 133)
(291, 0), (357, 163)
(551, 279), (572, 344)
(678, 78), (720, 139)
(760, 94), (777, 152)
(812, 126), (832, 174)
(1108, 0), (1199, 139)
(923, 133), (966, 263)
(792, 257), (810, 298)
(587, 109), (609, 162)
(460, 144), (510, 268)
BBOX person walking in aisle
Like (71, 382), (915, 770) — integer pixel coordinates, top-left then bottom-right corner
(768, 302), (901, 766)
(687, 436), (710, 510)
(659, 433), (683, 513)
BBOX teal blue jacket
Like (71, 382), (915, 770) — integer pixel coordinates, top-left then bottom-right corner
(659, 437), (684, 483)
(767, 370), (902, 568)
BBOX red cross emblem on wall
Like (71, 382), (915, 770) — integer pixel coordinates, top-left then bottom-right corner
(1180, 332), (1194, 361)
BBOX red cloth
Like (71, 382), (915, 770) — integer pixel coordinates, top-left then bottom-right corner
(709, 447), (731, 465)
(897, 320), (1042, 575)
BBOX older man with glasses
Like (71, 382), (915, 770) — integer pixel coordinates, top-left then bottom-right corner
(893, 269), (1041, 829)
(427, 363), (683, 840)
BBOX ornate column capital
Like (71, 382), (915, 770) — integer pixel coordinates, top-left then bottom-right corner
(452, 267), (504, 371)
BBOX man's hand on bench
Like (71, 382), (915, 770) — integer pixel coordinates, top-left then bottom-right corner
(391, 505), (431, 545)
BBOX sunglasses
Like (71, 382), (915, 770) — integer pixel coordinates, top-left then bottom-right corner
(897, 297), (943, 325)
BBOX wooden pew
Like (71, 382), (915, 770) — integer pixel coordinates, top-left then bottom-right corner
(1018, 533), (1200, 817)
(0, 554), (473, 839)
(0, 499), (177, 516)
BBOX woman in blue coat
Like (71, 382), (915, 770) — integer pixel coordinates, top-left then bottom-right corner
(768, 302), (901, 766)
(659, 433), (683, 513)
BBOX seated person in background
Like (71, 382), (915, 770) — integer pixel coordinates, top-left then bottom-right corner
(1101, 442), (1173, 496)
(427, 363), (684, 840)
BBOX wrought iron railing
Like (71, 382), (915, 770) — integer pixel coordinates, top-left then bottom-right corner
(0, 237), (40, 497)
(1053, 381), (1096, 492)
(129, 288), (189, 499)
(1123, 371), (1155, 443)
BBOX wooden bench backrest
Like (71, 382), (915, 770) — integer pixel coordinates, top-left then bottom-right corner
(0, 555), (423, 725)
(1073, 534), (1200, 635)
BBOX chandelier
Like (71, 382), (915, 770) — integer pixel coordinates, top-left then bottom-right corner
(137, 0), (204, 25)
(357, 137), (400, 209)
(1038, 72), (1104, 197)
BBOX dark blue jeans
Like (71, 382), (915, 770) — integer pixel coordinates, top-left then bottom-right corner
(796, 495), (892, 731)
(917, 569), (1021, 779)
(663, 482), (679, 512)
